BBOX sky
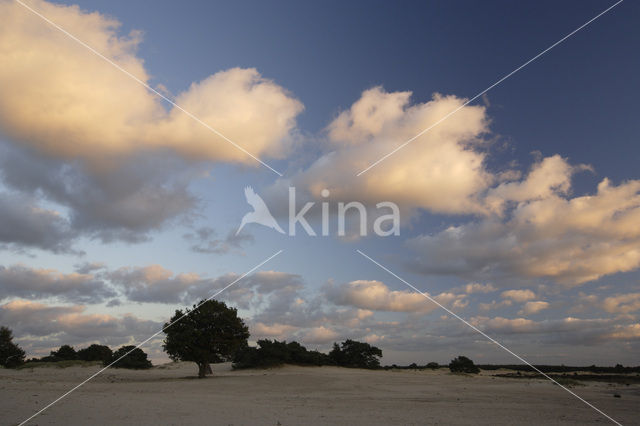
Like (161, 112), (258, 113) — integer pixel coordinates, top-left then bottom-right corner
(1, 0), (639, 366)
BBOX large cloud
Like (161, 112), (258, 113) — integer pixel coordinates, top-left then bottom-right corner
(277, 87), (491, 216)
(0, 0), (303, 247)
(106, 266), (304, 306)
(470, 315), (640, 345)
(407, 156), (640, 285)
(0, 299), (160, 356)
(0, 192), (77, 253)
(0, 264), (115, 304)
(0, 143), (199, 243)
(0, 0), (302, 166)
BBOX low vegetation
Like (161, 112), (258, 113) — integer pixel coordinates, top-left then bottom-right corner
(449, 356), (480, 374)
(1, 332), (153, 370)
(233, 339), (383, 370)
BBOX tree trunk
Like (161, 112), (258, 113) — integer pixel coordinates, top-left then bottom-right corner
(197, 362), (212, 378)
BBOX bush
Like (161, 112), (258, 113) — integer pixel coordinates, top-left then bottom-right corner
(449, 356), (480, 374)
(77, 344), (113, 363)
(109, 346), (152, 369)
(51, 345), (77, 361)
(329, 340), (382, 369)
(426, 362), (440, 369)
(0, 326), (25, 368)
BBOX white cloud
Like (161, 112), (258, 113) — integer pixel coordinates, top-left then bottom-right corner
(501, 289), (536, 302)
(284, 87), (491, 216)
(463, 282), (497, 294)
(301, 326), (339, 344)
(408, 157), (640, 285)
(518, 301), (550, 315)
(0, 1), (302, 166)
(602, 293), (640, 314)
(324, 279), (466, 313)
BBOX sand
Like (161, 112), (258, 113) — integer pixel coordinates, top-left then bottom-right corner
(1, 362), (638, 425)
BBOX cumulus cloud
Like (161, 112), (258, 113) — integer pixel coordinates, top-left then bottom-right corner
(470, 315), (640, 344)
(407, 156), (640, 285)
(106, 265), (303, 306)
(277, 87), (491, 217)
(518, 301), (550, 315)
(463, 282), (497, 294)
(324, 279), (466, 313)
(501, 289), (536, 302)
(0, 0), (302, 166)
(0, 264), (115, 304)
(0, 0), (303, 246)
(301, 326), (339, 344)
(602, 293), (640, 314)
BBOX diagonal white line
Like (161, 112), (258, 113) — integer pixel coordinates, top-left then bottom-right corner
(14, 0), (283, 177)
(356, 0), (623, 176)
(356, 249), (622, 426)
(18, 249), (284, 426)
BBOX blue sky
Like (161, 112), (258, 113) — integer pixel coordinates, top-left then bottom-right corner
(1, 0), (639, 366)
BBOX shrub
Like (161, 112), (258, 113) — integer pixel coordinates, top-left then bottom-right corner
(426, 362), (440, 369)
(329, 340), (382, 369)
(51, 345), (77, 361)
(77, 344), (113, 363)
(449, 355), (480, 374)
(109, 346), (152, 369)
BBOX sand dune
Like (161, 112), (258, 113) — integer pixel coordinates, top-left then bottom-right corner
(1, 362), (638, 425)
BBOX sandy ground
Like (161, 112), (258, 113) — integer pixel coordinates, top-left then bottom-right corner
(1, 362), (638, 425)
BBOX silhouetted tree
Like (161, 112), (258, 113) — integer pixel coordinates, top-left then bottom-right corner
(51, 344), (77, 361)
(426, 362), (440, 370)
(77, 344), (113, 363)
(109, 346), (152, 369)
(0, 326), (25, 368)
(449, 355), (480, 374)
(329, 339), (382, 369)
(163, 300), (249, 378)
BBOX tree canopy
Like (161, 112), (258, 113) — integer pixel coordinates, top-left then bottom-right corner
(0, 326), (25, 368)
(163, 299), (249, 378)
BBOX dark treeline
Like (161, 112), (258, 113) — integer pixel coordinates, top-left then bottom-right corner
(233, 339), (383, 370)
(23, 343), (152, 369)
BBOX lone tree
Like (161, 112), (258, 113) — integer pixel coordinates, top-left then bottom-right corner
(109, 346), (152, 369)
(329, 339), (382, 369)
(0, 326), (25, 368)
(163, 300), (249, 378)
(448, 355), (480, 374)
